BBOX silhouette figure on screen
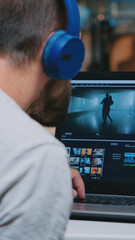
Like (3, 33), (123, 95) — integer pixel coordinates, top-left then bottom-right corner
(101, 93), (114, 125)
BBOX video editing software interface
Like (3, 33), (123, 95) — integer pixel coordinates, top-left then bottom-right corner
(56, 79), (135, 194)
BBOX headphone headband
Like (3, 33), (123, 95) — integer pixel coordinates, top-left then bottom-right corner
(64, 0), (80, 37)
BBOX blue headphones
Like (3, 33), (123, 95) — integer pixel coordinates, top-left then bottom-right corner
(42, 0), (85, 80)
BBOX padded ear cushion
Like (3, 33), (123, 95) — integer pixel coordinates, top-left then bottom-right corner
(42, 30), (84, 80)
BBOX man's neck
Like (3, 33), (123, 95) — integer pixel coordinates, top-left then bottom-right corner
(0, 57), (47, 111)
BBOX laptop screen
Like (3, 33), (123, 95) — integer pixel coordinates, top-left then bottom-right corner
(56, 73), (135, 196)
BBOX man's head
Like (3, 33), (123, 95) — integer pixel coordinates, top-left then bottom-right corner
(0, 0), (67, 67)
(0, 0), (72, 127)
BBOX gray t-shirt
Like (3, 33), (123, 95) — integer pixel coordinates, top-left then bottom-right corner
(0, 89), (72, 240)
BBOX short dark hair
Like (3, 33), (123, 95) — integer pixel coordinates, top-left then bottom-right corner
(0, 0), (67, 66)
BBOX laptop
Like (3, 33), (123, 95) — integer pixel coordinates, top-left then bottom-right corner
(56, 72), (135, 223)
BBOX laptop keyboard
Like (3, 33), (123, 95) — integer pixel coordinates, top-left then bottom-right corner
(74, 195), (135, 206)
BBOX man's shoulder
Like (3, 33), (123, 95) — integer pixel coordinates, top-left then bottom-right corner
(0, 90), (63, 151)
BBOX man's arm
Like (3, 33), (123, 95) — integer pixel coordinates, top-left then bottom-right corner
(101, 99), (104, 104)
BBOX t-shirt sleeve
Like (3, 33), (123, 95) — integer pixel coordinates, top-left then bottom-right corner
(0, 143), (73, 240)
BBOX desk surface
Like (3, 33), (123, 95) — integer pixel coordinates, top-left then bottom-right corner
(64, 220), (135, 240)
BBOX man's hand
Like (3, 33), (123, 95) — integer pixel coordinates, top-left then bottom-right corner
(70, 168), (85, 199)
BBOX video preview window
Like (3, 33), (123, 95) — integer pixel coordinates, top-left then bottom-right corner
(62, 87), (135, 140)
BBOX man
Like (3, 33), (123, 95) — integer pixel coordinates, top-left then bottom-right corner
(0, 0), (84, 239)
(101, 93), (114, 125)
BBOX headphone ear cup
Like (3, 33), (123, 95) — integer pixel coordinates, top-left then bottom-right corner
(42, 30), (84, 80)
